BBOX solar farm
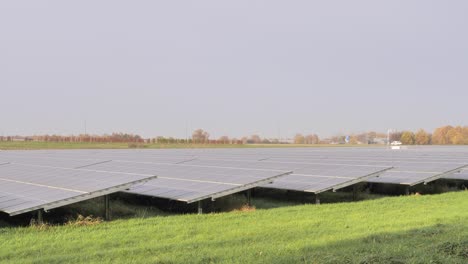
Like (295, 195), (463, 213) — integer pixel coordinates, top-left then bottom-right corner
(1, 146), (467, 218)
(1, 146), (467, 263)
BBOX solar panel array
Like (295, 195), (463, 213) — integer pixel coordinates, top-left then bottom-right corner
(170, 147), (468, 186)
(80, 160), (291, 203)
(0, 151), (292, 215)
(180, 159), (391, 193)
(1, 146), (467, 216)
(0, 162), (158, 216)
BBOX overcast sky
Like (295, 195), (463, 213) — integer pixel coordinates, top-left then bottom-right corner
(1, 1), (467, 139)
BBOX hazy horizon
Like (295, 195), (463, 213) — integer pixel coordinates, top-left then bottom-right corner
(1, 1), (467, 139)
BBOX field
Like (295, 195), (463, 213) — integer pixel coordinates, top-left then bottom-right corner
(0, 141), (370, 150)
(1, 191), (467, 263)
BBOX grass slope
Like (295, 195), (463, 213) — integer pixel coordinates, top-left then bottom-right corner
(1, 192), (467, 263)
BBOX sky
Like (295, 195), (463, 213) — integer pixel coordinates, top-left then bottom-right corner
(0, 1), (467, 139)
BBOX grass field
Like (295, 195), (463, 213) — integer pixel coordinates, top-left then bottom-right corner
(1, 191), (467, 263)
(0, 141), (372, 150)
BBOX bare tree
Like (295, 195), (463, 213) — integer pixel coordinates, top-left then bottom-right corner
(305, 134), (319, 144)
(250, 135), (262, 144)
(192, 129), (210, 143)
(294, 134), (305, 144)
(241, 137), (249, 144)
(218, 136), (230, 144)
(389, 131), (403, 142)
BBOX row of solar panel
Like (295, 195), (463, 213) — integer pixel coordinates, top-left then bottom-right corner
(2, 148), (467, 185)
(2, 149), (468, 187)
(0, 147), (467, 216)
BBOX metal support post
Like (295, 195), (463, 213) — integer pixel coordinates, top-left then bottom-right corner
(37, 209), (43, 224)
(353, 185), (358, 201)
(246, 189), (252, 206)
(197, 200), (203, 215)
(405, 186), (410, 196)
(104, 195), (111, 221)
(315, 194), (320, 205)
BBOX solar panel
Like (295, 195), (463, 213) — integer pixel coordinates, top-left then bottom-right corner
(3, 156), (112, 169)
(81, 161), (292, 203)
(264, 167), (391, 193)
(443, 169), (468, 180)
(0, 163), (158, 216)
(264, 175), (353, 192)
(234, 151), (468, 186)
(0, 150), (194, 167)
(129, 179), (244, 203)
(80, 147), (468, 188)
(366, 165), (468, 185)
(182, 159), (392, 193)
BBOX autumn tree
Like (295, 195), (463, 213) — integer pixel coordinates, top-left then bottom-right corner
(447, 126), (465, 145)
(355, 133), (368, 144)
(250, 135), (262, 144)
(241, 137), (249, 144)
(305, 134), (319, 144)
(432, 126), (453, 144)
(349, 136), (359, 145)
(463, 127), (468, 144)
(218, 136), (230, 144)
(400, 131), (415, 145)
(414, 129), (431, 145)
(432, 125), (468, 145)
(294, 134), (305, 144)
(192, 129), (210, 143)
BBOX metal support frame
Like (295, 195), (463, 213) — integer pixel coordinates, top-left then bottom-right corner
(177, 171), (292, 204)
(37, 209), (43, 224)
(246, 189), (252, 206)
(304, 167), (393, 194)
(352, 185), (358, 201)
(210, 200), (215, 213)
(420, 165), (468, 185)
(129, 171), (292, 205)
(331, 167), (393, 192)
(104, 195), (111, 221)
(197, 200), (203, 215)
(315, 194), (320, 205)
(75, 160), (112, 169)
(404, 186), (410, 195)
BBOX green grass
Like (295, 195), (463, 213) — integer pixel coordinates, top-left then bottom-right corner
(1, 191), (467, 263)
(0, 141), (376, 150)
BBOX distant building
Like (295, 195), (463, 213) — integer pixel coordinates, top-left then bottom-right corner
(281, 138), (294, 144)
(264, 138), (294, 144)
(371, 137), (388, 145)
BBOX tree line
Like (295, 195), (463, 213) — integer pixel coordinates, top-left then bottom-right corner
(0, 133), (144, 143)
(390, 126), (468, 145)
(1, 125), (467, 145)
